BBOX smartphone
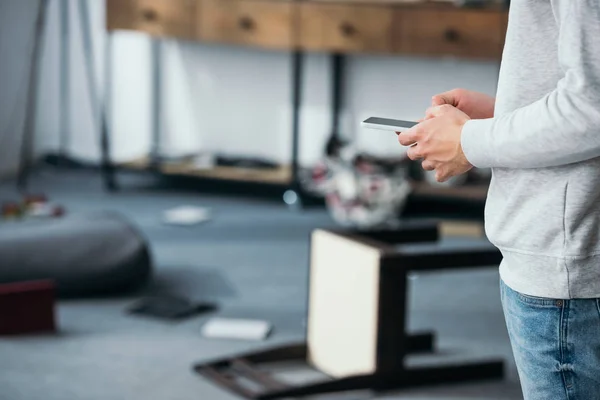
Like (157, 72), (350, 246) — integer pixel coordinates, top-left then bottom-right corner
(362, 117), (418, 132)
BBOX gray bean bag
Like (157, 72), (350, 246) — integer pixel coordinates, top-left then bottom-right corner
(0, 212), (152, 297)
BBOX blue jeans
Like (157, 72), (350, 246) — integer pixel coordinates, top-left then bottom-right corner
(501, 280), (600, 400)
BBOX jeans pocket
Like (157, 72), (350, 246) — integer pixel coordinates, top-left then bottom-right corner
(502, 281), (559, 308)
(515, 292), (560, 307)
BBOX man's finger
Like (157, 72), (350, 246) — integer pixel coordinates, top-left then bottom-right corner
(435, 169), (447, 182)
(431, 94), (450, 107)
(422, 160), (436, 171)
(406, 145), (423, 161)
(396, 119), (424, 136)
(431, 89), (460, 107)
(397, 126), (420, 146)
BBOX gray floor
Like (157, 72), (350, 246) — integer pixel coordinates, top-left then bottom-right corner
(0, 169), (524, 400)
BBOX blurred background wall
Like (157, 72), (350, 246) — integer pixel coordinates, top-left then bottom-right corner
(0, 0), (500, 178)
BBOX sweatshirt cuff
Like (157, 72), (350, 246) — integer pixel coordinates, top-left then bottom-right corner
(460, 118), (495, 169)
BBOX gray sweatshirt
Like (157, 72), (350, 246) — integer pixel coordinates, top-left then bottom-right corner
(461, 1), (600, 299)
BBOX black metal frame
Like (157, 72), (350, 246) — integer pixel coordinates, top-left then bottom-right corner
(97, 35), (352, 207)
(99, 38), (312, 200)
(17, 0), (49, 191)
(58, 0), (70, 167)
(330, 53), (345, 143)
(193, 222), (505, 399)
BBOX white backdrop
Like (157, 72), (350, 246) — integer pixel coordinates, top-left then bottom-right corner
(0, 0), (500, 178)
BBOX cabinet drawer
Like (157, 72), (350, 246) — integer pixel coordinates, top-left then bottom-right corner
(106, 0), (196, 39)
(198, 0), (294, 50)
(396, 9), (507, 60)
(299, 3), (393, 53)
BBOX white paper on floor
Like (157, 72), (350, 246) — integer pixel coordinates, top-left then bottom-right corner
(162, 206), (211, 226)
(201, 318), (273, 341)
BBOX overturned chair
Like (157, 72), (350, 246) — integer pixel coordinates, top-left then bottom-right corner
(193, 220), (504, 399)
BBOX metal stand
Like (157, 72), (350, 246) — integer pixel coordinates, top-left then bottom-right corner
(16, 0), (115, 191)
(193, 223), (505, 399)
(58, 0), (70, 165)
(100, 39), (312, 203)
(17, 0), (50, 191)
(101, 31), (116, 191)
(286, 52), (347, 207)
(149, 39), (163, 173)
(324, 53), (346, 157)
(78, 0), (112, 191)
(289, 50), (303, 195)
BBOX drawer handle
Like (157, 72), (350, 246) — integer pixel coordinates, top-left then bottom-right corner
(444, 29), (460, 42)
(141, 8), (159, 22)
(339, 22), (356, 37)
(238, 16), (255, 31)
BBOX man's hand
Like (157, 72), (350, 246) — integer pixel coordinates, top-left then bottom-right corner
(432, 88), (495, 120)
(398, 105), (473, 182)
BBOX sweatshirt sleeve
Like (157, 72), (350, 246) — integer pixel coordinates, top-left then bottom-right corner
(461, 1), (600, 169)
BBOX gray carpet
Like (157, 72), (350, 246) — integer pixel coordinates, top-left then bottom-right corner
(0, 169), (524, 400)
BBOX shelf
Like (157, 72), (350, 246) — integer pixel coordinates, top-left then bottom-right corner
(107, 0), (508, 60)
(120, 157), (292, 185)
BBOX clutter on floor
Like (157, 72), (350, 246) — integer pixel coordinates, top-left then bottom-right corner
(162, 206), (212, 226)
(310, 145), (413, 229)
(0, 280), (56, 336)
(127, 295), (217, 321)
(201, 318), (273, 341)
(1, 194), (65, 221)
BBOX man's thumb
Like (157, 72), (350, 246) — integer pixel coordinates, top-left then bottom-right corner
(431, 95), (448, 106)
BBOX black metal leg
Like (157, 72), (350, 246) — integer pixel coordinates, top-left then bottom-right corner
(79, 0), (117, 191)
(150, 39), (163, 172)
(282, 50), (305, 207)
(59, 0), (70, 164)
(324, 53), (346, 157)
(331, 53), (344, 141)
(101, 32), (117, 191)
(406, 332), (435, 354)
(290, 50), (302, 190)
(257, 374), (379, 400)
(17, 0), (49, 192)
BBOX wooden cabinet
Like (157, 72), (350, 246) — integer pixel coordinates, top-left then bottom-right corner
(298, 3), (394, 53)
(198, 0), (295, 50)
(106, 0), (196, 39)
(106, 0), (508, 60)
(395, 8), (506, 59)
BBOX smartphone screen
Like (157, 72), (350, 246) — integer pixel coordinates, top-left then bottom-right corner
(363, 117), (418, 129)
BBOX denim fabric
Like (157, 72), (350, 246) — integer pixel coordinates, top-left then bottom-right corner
(501, 280), (600, 400)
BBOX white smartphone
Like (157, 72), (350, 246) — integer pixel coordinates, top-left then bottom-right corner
(362, 117), (418, 132)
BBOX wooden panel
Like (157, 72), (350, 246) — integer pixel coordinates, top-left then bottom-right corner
(299, 3), (393, 53)
(395, 8), (508, 60)
(133, 0), (196, 39)
(198, 0), (294, 50)
(106, 0), (195, 39)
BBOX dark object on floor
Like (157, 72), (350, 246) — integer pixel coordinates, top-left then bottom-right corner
(0, 212), (152, 297)
(193, 221), (505, 399)
(127, 295), (216, 320)
(216, 155), (279, 170)
(0, 280), (56, 335)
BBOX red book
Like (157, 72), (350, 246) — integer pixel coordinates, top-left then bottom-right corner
(0, 280), (56, 335)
